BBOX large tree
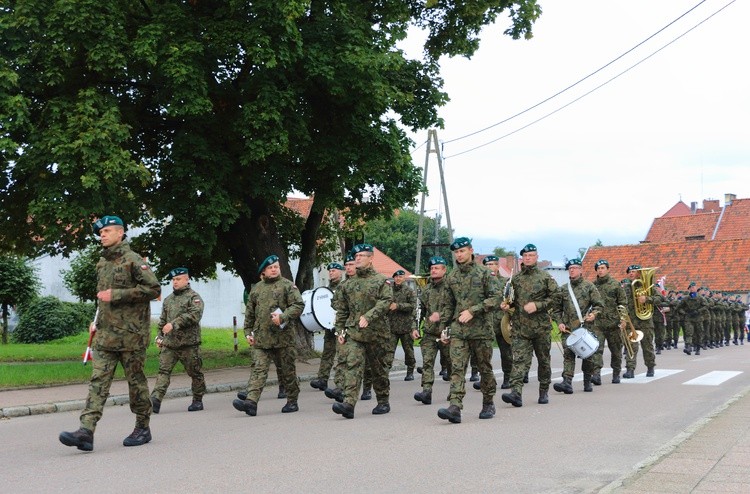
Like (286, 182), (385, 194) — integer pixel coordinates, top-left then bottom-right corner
(0, 255), (40, 344)
(1, 1), (541, 348)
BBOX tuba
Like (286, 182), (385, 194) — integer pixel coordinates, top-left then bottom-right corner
(632, 267), (658, 321)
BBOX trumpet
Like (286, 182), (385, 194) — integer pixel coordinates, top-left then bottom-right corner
(632, 267), (658, 321)
(617, 305), (643, 359)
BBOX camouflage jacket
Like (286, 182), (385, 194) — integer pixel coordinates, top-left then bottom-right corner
(158, 284), (204, 348)
(388, 283), (416, 334)
(420, 278), (447, 337)
(487, 273), (508, 331)
(244, 276), (304, 349)
(677, 294), (704, 320)
(508, 263), (558, 331)
(593, 274), (627, 328)
(334, 266), (392, 343)
(94, 240), (161, 351)
(551, 277), (603, 329)
(440, 260), (499, 340)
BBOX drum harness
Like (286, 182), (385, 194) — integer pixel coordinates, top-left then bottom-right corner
(559, 281), (592, 357)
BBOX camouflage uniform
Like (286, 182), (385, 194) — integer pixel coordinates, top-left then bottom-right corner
(243, 276), (304, 404)
(551, 277), (603, 388)
(80, 241), (161, 433)
(316, 278), (342, 386)
(593, 273), (627, 379)
(623, 283), (657, 373)
(418, 278), (451, 391)
(700, 291), (712, 349)
(440, 259), (499, 409)
(505, 263), (557, 397)
(151, 284), (206, 403)
(334, 265), (392, 408)
(677, 293), (703, 353)
(384, 282), (417, 373)
(652, 291), (668, 353)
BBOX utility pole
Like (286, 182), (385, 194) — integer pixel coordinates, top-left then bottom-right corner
(415, 129), (454, 274)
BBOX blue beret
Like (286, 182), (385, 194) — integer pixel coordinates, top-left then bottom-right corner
(520, 244), (537, 255)
(345, 253), (355, 263)
(92, 215), (124, 235)
(450, 237), (472, 251)
(258, 255), (279, 275)
(626, 264), (641, 273)
(393, 269), (406, 277)
(428, 256), (447, 266)
(327, 262), (344, 271)
(482, 255), (499, 265)
(351, 244), (374, 255)
(565, 258), (582, 270)
(168, 267), (189, 279)
(594, 259), (609, 269)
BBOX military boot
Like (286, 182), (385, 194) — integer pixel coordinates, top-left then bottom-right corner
(623, 369), (635, 379)
(277, 385), (287, 399)
(553, 377), (574, 394)
(324, 387), (344, 403)
(150, 396), (161, 414)
(404, 369), (414, 381)
(372, 403), (390, 415)
(332, 402), (354, 419)
(360, 388), (372, 401)
(538, 389), (549, 404)
(59, 428), (94, 451)
(501, 390), (523, 408)
(437, 405), (462, 423)
(416, 366), (423, 374)
(122, 427), (152, 447)
(695, 345), (701, 356)
(236, 390), (248, 401)
(591, 374), (602, 386)
(583, 375), (593, 392)
(414, 389), (432, 405)
(310, 378), (327, 391)
(646, 366), (655, 377)
(469, 369), (479, 382)
(523, 371), (529, 383)
(500, 375), (511, 389)
(612, 373), (621, 384)
(188, 400), (204, 412)
(281, 400), (299, 413)
(473, 380), (481, 390)
(232, 398), (258, 416)
(479, 402), (496, 419)
(683, 345), (692, 355)
(656, 345), (661, 355)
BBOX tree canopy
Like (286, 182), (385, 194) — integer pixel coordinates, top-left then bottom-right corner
(1, 1), (541, 292)
(0, 255), (40, 344)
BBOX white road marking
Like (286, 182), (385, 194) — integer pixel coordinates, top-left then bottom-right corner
(683, 371), (743, 386)
(621, 369), (684, 383)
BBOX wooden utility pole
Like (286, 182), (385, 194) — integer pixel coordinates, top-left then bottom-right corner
(415, 129), (454, 274)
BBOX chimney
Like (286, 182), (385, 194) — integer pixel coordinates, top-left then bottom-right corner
(690, 201), (697, 214)
(703, 199), (720, 212)
(725, 193), (736, 206)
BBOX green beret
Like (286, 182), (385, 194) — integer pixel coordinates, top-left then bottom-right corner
(351, 243), (374, 255)
(168, 267), (189, 279)
(92, 215), (124, 235)
(688, 281), (696, 289)
(258, 254), (279, 275)
(327, 262), (344, 271)
(626, 264), (641, 273)
(345, 253), (355, 263)
(565, 258), (582, 270)
(428, 256), (447, 266)
(482, 255), (499, 265)
(594, 259), (609, 269)
(520, 244), (537, 255)
(392, 269), (406, 277)
(450, 237), (472, 251)
(621, 279), (630, 284)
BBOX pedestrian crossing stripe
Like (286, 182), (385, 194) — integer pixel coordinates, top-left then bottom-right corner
(620, 369), (683, 383)
(683, 371), (743, 386)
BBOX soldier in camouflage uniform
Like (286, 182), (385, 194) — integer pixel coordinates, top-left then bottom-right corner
(384, 269), (417, 379)
(734, 295), (749, 344)
(413, 256), (451, 405)
(232, 255), (305, 416)
(592, 259), (627, 384)
(60, 216), (161, 452)
(677, 282), (703, 355)
(699, 287), (712, 350)
(331, 244), (393, 419)
(310, 262), (345, 392)
(622, 265), (657, 378)
(474, 255), (512, 390)
(665, 291), (680, 350)
(551, 259), (603, 393)
(436, 237), (499, 424)
(150, 267), (205, 413)
(652, 288), (669, 355)
(500, 244), (558, 408)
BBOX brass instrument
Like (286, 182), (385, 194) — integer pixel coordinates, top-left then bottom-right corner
(500, 266), (516, 344)
(617, 305), (643, 359)
(632, 267), (658, 321)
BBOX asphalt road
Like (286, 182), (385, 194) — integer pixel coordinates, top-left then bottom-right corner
(1, 343), (748, 493)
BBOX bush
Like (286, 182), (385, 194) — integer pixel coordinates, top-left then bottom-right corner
(13, 297), (96, 343)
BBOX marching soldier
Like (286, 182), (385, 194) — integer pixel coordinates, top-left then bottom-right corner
(500, 244), (558, 408)
(474, 255), (512, 390)
(551, 259), (603, 393)
(233, 255), (304, 416)
(677, 282), (703, 355)
(437, 237), (499, 424)
(60, 215), (161, 451)
(151, 267), (206, 413)
(622, 265), (657, 378)
(592, 259), (627, 384)
(310, 262), (345, 391)
(384, 270), (417, 380)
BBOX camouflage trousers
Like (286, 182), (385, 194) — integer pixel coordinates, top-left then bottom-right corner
(340, 338), (390, 407)
(244, 347), (284, 390)
(151, 345), (205, 402)
(448, 337), (495, 409)
(418, 335), (451, 391)
(598, 326), (623, 375)
(509, 327), (551, 394)
(80, 348), (151, 433)
(653, 314), (667, 349)
(383, 332), (416, 373)
(682, 318), (702, 347)
(245, 346), (299, 403)
(316, 330), (338, 382)
(494, 327), (513, 375)
(561, 327), (601, 380)
(625, 322), (656, 370)
(667, 319), (681, 346)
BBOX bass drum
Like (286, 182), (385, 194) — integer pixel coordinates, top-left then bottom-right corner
(565, 327), (600, 359)
(300, 287), (336, 333)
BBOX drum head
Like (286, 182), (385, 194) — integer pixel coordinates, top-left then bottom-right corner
(300, 288), (335, 332)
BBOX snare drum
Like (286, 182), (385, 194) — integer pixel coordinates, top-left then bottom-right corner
(565, 327), (600, 359)
(300, 287), (336, 332)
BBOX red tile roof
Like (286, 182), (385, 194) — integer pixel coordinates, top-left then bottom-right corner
(645, 196), (750, 244)
(372, 247), (411, 278)
(661, 201), (692, 217)
(714, 198), (750, 241)
(583, 240), (750, 292)
(284, 197), (314, 218)
(644, 212), (719, 243)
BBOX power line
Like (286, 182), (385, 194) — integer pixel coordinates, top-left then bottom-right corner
(442, 0), (709, 145)
(444, 0), (735, 160)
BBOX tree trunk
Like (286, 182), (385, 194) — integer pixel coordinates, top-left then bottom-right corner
(293, 199), (325, 357)
(1, 303), (8, 344)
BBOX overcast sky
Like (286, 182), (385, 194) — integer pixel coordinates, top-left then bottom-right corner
(402, 0), (749, 264)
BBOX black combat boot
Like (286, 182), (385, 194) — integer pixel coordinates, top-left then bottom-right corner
(695, 345), (701, 356)
(646, 366), (655, 377)
(310, 378), (327, 391)
(188, 400), (204, 412)
(469, 369), (479, 382)
(324, 387), (344, 403)
(122, 427), (152, 447)
(583, 375), (593, 392)
(232, 398), (258, 416)
(538, 389), (549, 404)
(500, 375), (511, 389)
(360, 388), (372, 401)
(437, 404), (462, 423)
(683, 344), (692, 356)
(656, 345), (661, 355)
(416, 366), (423, 374)
(332, 402), (354, 419)
(414, 389), (432, 405)
(372, 403), (390, 415)
(523, 372), (529, 384)
(473, 380), (481, 390)
(404, 369), (414, 381)
(150, 397), (161, 414)
(553, 377), (574, 394)
(479, 402), (496, 419)
(591, 374), (602, 386)
(277, 385), (287, 399)
(237, 390), (248, 400)
(281, 400), (299, 413)
(501, 390), (523, 408)
(59, 428), (94, 451)
(442, 370), (450, 382)
(623, 369), (635, 379)
(612, 373), (621, 384)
